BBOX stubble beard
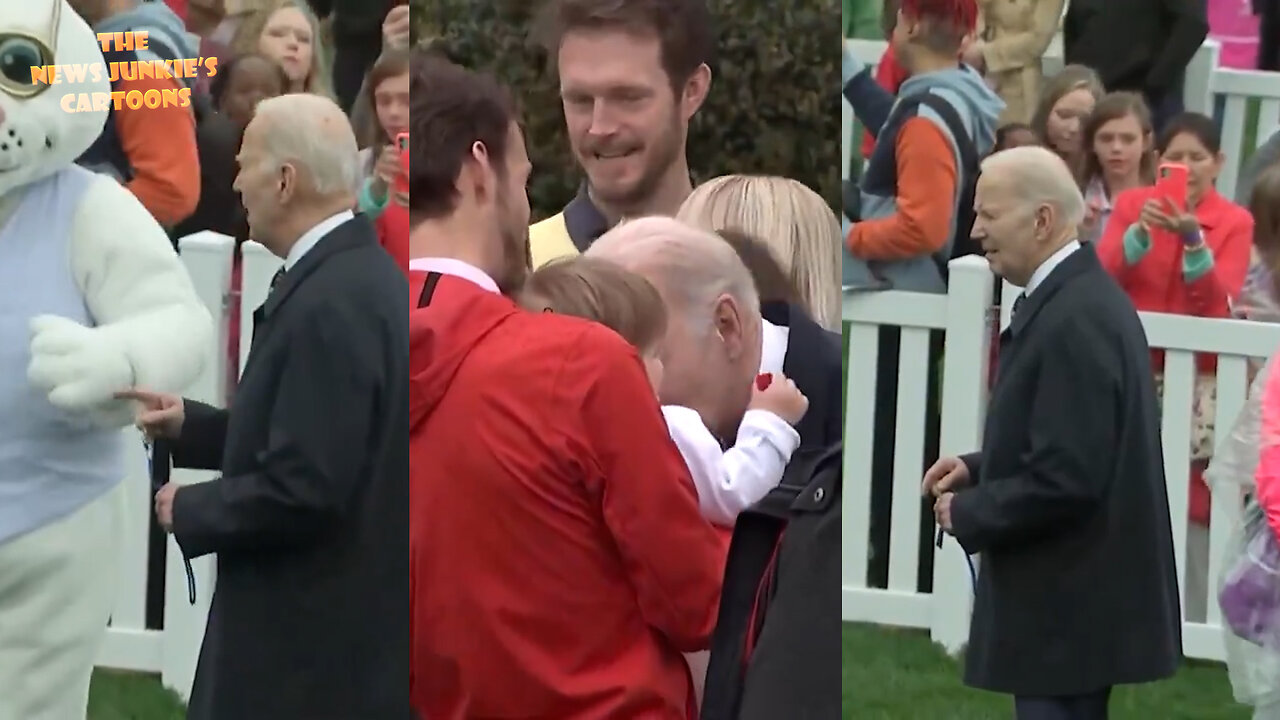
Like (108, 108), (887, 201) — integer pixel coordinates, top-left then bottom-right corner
(585, 112), (684, 213)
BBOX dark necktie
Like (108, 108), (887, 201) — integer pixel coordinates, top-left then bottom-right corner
(269, 267), (286, 295)
(1011, 292), (1027, 318)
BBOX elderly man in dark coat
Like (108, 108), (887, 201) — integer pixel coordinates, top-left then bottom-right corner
(926, 146), (1182, 720)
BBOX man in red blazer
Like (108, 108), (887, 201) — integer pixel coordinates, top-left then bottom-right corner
(408, 51), (725, 720)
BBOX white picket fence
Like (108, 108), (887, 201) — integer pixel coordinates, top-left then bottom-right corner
(94, 233), (281, 700)
(842, 38), (1280, 200)
(842, 256), (1280, 661)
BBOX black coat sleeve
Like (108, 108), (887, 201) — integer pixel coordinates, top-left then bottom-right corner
(172, 399), (229, 471)
(1145, 0), (1209, 96)
(960, 451), (983, 486)
(948, 317), (1120, 554)
(171, 301), (384, 559)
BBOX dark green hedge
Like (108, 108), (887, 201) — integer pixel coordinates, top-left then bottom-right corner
(409, 0), (839, 221)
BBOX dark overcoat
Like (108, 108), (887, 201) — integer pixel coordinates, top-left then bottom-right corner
(951, 245), (1182, 696)
(170, 217), (412, 720)
(701, 302), (843, 719)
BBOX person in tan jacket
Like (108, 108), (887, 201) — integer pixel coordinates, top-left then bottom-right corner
(964, 0), (1065, 124)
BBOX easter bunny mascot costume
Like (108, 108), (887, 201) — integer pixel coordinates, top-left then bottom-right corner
(0, 1), (212, 717)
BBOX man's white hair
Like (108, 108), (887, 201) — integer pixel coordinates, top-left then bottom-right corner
(587, 216), (761, 331)
(255, 94), (361, 197)
(982, 145), (1087, 230)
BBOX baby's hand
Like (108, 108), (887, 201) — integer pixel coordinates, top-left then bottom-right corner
(749, 372), (809, 426)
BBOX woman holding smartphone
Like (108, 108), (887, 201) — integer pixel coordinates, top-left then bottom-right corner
(1096, 111), (1255, 624)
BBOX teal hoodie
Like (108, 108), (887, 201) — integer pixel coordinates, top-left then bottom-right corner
(97, 1), (198, 83)
(842, 46), (1004, 292)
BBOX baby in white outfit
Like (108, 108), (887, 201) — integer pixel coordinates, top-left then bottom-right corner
(521, 257), (810, 526)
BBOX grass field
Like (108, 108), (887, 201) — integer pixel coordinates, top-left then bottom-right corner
(89, 670), (184, 720)
(842, 623), (1252, 719)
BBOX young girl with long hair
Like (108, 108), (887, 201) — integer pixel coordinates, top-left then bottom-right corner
(353, 49), (412, 273)
(1074, 92), (1156, 243)
(230, 0), (333, 97)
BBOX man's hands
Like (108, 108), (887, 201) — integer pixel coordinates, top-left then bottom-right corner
(922, 455), (970, 497)
(155, 482), (179, 532)
(923, 456), (971, 534)
(117, 388), (186, 532)
(115, 388), (185, 440)
(934, 491), (955, 532)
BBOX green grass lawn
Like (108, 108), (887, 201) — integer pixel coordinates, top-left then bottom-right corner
(842, 623), (1252, 719)
(89, 670), (184, 720)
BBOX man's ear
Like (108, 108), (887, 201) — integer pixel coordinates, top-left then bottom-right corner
(467, 140), (494, 202)
(711, 293), (746, 359)
(680, 63), (712, 122)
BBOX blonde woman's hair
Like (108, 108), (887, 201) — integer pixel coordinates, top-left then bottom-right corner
(676, 175), (841, 330)
(231, 0), (334, 99)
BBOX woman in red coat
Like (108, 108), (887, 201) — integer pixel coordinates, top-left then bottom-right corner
(1096, 111), (1254, 622)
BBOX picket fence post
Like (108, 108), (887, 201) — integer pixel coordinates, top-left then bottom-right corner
(929, 256), (993, 655)
(161, 232), (235, 700)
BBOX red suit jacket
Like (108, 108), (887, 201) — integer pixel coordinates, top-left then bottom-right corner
(411, 273), (726, 719)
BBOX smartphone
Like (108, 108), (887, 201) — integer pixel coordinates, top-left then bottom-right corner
(1156, 163), (1189, 211)
(395, 132), (409, 194)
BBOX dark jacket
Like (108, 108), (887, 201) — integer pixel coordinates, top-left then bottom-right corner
(1064, 0), (1208, 102)
(307, 0), (395, 40)
(1257, 0), (1280, 71)
(170, 217), (412, 720)
(701, 303), (843, 719)
(172, 95), (243, 243)
(949, 244), (1182, 695)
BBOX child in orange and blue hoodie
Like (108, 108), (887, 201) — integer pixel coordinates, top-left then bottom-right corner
(841, 0), (1003, 293)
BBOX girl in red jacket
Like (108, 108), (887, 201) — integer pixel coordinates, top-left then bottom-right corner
(1097, 111), (1255, 622)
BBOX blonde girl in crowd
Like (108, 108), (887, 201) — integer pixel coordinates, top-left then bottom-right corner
(1030, 64), (1104, 163)
(231, 0), (334, 97)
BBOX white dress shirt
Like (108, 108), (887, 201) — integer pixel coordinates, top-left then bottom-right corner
(1023, 240), (1081, 297)
(760, 318), (789, 375)
(661, 318), (798, 527)
(408, 257), (498, 294)
(285, 210), (354, 271)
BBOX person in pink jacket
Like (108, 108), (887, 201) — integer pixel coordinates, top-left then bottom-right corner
(1216, 354), (1280, 719)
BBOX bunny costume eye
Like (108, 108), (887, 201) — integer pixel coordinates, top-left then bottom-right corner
(0, 0), (57, 99)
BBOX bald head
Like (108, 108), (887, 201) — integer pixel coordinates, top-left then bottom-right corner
(251, 94), (361, 199)
(587, 216), (760, 328)
(981, 145), (1086, 231)
(589, 216), (764, 443)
